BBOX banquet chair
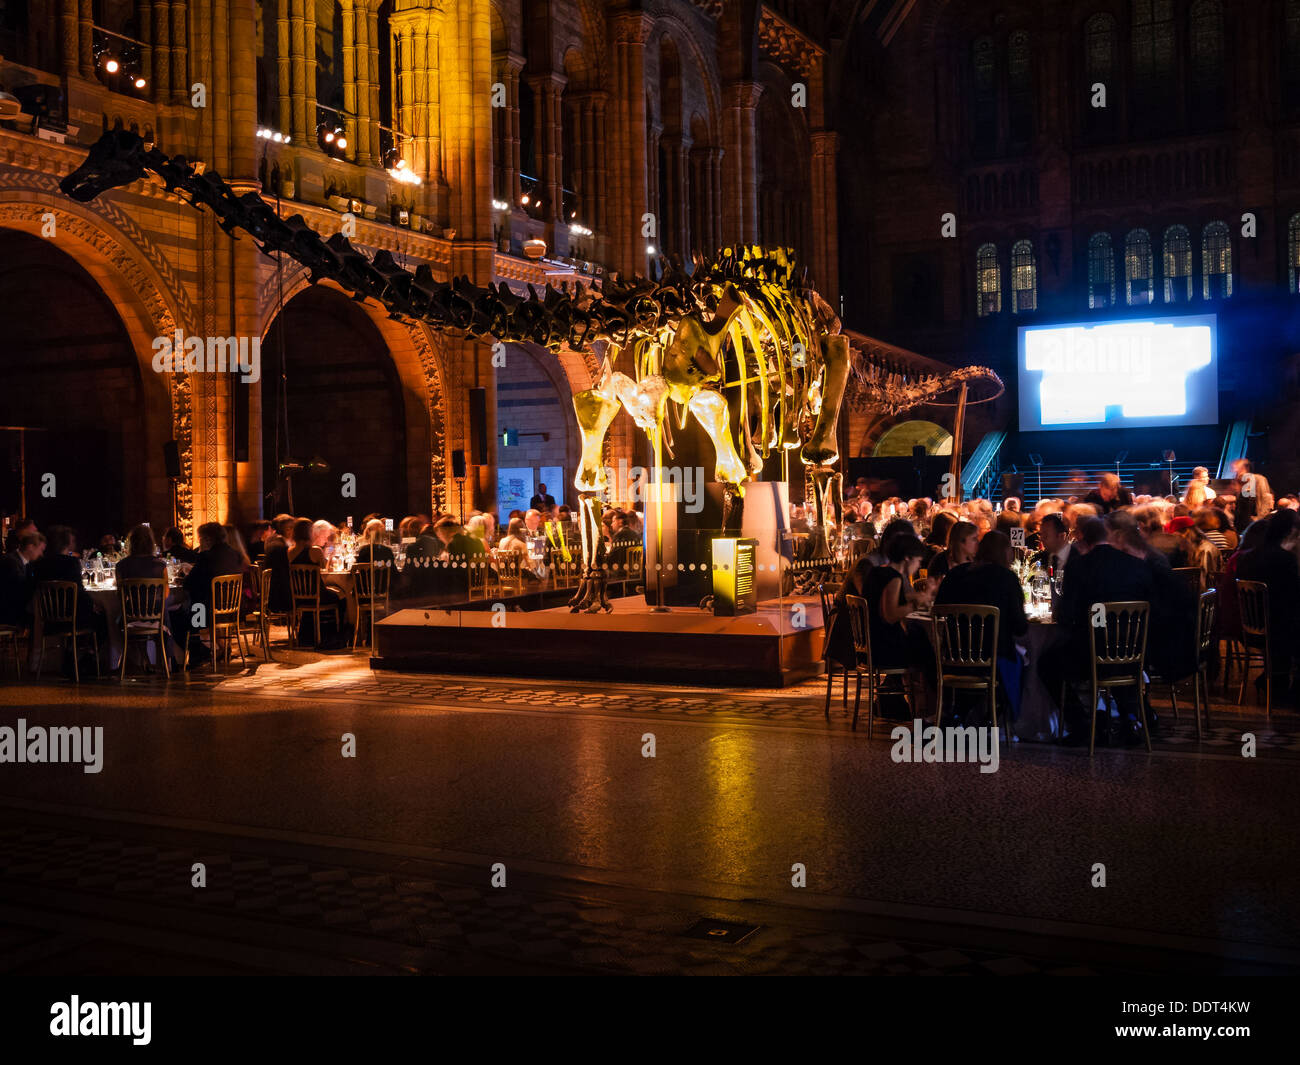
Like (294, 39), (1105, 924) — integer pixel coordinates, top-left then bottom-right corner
(0, 623), (24, 679)
(1061, 601), (1150, 755)
(819, 583), (850, 719)
(118, 578), (170, 680)
(247, 565), (288, 660)
(466, 557), (488, 600)
(932, 604), (1005, 746)
(1172, 566), (1203, 597)
(289, 564), (341, 648)
(844, 593), (913, 736)
(1235, 580), (1271, 717)
(352, 561), (392, 649)
(207, 573), (250, 672)
(1147, 589), (1218, 740)
(35, 581), (100, 682)
(612, 546), (644, 597)
(492, 552), (525, 597)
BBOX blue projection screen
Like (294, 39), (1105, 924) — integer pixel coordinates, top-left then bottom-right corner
(1018, 315), (1218, 432)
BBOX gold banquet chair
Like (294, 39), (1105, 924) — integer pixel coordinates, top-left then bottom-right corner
(248, 565), (290, 660)
(844, 593), (914, 736)
(1235, 580), (1271, 717)
(1062, 601), (1151, 755)
(206, 573), (250, 672)
(289, 564), (341, 648)
(119, 577), (171, 680)
(932, 604), (1005, 746)
(466, 556), (488, 600)
(35, 581), (100, 682)
(352, 561), (392, 649)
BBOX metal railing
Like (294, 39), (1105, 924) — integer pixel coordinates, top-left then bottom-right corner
(961, 430), (1006, 500)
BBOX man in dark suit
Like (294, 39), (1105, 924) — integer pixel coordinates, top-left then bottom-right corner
(529, 483), (556, 511)
(173, 522), (244, 668)
(0, 531), (45, 627)
(1083, 473), (1133, 515)
(1029, 512), (1072, 579)
(161, 526), (198, 564)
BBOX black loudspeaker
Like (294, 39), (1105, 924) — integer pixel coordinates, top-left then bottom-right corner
(451, 449), (467, 479)
(468, 387), (488, 465)
(163, 440), (181, 480)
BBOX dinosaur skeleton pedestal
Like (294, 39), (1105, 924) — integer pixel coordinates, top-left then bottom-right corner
(644, 480), (789, 608)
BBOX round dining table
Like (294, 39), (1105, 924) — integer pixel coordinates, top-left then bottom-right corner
(911, 605), (1068, 742)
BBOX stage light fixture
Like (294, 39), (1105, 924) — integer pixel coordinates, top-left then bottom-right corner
(134, 77), (147, 89)
(520, 194), (530, 205)
(324, 130), (335, 143)
(646, 244), (656, 255)
(104, 58), (119, 74)
(336, 136), (347, 150)
(273, 132), (284, 142)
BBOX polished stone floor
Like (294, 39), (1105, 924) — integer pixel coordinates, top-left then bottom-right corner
(0, 648), (1297, 975)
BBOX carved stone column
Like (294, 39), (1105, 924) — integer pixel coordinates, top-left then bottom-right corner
(609, 12), (652, 275)
(723, 80), (762, 245)
(290, 0), (307, 139)
(60, 0), (79, 78)
(170, 0), (187, 104)
(153, 0), (172, 103)
(77, 0), (92, 78)
(809, 130), (839, 305)
(276, 0), (291, 134)
(528, 71), (565, 227)
(341, 0), (358, 154)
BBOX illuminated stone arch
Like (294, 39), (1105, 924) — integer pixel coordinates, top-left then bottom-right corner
(870, 419), (955, 457)
(0, 191), (197, 535)
(258, 266), (453, 513)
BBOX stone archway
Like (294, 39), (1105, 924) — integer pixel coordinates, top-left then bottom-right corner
(258, 267), (452, 515)
(0, 194), (195, 535)
(871, 419), (954, 457)
(495, 341), (583, 511)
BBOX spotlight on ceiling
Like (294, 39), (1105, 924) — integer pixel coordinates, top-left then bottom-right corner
(134, 76), (147, 89)
(104, 57), (119, 74)
(335, 136), (347, 150)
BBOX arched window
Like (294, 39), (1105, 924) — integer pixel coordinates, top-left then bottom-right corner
(1008, 31), (1034, 146)
(976, 243), (1001, 316)
(1189, 0), (1226, 127)
(1010, 239), (1037, 313)
(972, 37), (998, 156)
(1132, 0), (1176, 133)
(1162, 224), (1193, 303)
(1202, 221), (1233, 299)
(1289, 214), (1300, 294)
(1125, 228), (1154, 306)
(1084, 14), (1117, 140)
(1088, 232), (1115, 309)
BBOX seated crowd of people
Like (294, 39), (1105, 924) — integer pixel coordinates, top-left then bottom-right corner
(824, 458), (1296, 745)
(0, 491), (649, 677)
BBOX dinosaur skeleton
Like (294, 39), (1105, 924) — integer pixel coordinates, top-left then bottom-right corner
(60, 131), (995, 612)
